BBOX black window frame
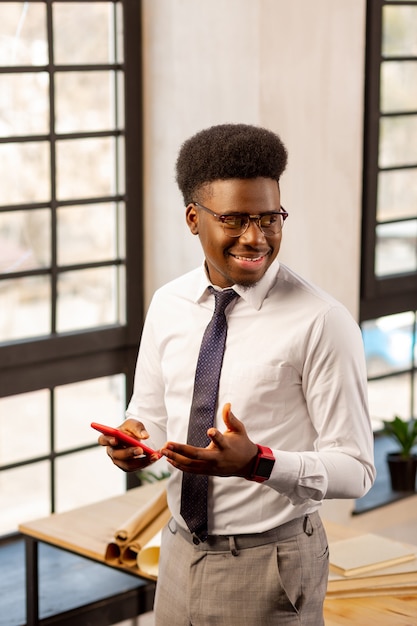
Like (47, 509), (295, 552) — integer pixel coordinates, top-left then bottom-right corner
(361, 0), (417, 322)
(0, 0), (144, 529)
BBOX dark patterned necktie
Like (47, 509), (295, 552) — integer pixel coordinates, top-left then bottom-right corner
(180, 287), (239, 541)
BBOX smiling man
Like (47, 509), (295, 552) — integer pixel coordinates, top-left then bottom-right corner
(98, 124), (375, 625)
(187, 177), (285, 288)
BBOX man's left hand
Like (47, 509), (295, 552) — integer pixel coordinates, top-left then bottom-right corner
(161, 403), (258, 479)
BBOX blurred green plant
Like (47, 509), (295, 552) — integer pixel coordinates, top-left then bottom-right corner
(382, 416), (417, 459)
(136, 467), (170, 484)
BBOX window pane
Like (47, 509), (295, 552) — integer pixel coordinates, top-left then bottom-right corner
(53, 2), (119, 65)
(368, 374), (411, 432)
(381, 61), (417, 113)
(0, 390), (49, 465)
(55, 70), (124, 133)
(0, 2), (47, 66)
(377, 169), (417, 221)
(55, 375), (125, 452)
(57, 266), (124, 332)
(379, 116), (417, 168)
(0, 209), (51, 273)
(0, 72), (49, 138)
(0, 275), (51, 342)
(0, 463), (50, 535)
(56, 137), (123, 200)
(55, 448), (125, 513)
(375, 220), (417, 276)
(362, 312), (415, 377)
(383, 6), (417, 57)
(413, 375), (417, 417)
(0, 141), (50, 206)
(57, 202), (125, 266)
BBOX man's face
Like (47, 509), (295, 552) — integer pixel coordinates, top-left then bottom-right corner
(186, 177), (283, 288)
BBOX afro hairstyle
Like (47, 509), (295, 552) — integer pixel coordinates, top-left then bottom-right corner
(175, 123), (288, 205)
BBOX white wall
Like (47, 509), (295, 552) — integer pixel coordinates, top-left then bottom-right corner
(141, 0), (366, 318)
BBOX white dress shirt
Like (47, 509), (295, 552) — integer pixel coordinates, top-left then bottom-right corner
(126, 258), (375, 535)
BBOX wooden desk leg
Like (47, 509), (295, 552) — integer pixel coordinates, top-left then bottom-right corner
(24, 536), (39, 626)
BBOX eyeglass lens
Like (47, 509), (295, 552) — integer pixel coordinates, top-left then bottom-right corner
(222, 213), (284, 236)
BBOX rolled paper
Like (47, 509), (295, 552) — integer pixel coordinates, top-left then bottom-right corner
(120, 505), (171, 572)
(137, 529), (162, 578)
(104, 541), (122, 563)
(114, 481), (167, 542)
(104, 479), (168, 565)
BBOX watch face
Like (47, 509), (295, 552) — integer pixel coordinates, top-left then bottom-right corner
(256, 457), (275, 478)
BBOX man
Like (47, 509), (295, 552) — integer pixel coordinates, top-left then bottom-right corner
(99, 123), (375, 625)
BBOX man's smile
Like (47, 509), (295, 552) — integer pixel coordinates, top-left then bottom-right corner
(232, 253), (267, 262)
(229, 250), (271, 267)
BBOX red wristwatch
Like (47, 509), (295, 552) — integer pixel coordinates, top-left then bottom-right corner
(249, 445), (275, 483)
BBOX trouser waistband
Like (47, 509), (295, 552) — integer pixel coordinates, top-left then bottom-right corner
(169, 511), (320, 552)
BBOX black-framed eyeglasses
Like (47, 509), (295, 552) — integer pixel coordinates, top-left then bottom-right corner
(193, 202), (289, 237)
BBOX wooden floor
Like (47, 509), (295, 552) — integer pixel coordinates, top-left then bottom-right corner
(324, 595), (417, 625)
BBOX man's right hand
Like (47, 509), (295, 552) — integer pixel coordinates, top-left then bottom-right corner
(97, 418), (160, 472)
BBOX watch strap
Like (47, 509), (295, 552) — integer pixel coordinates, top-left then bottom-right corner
(249, 444), (275, 483)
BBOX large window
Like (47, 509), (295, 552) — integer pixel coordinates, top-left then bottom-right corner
(361, 0), (417, 429)
(0, 0), (143, 538)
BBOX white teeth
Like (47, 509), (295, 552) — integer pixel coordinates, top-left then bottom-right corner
(234, 255), (263, 262)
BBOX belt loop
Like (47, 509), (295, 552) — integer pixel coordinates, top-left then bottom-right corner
(229, 535), (239, 556)
(303, 515), (314, 536)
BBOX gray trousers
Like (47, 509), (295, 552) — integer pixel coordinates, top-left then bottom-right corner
(154, 512), (329, 626)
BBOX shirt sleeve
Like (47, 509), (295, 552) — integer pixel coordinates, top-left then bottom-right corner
(125, 298), (169, 449)
(267, 305), (376, 504)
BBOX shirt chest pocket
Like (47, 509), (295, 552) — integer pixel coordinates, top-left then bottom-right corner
(227, 362), (298, 384)
(221, 363), (301, 428)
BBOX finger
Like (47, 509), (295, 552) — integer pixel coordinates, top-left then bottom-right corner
(107, 445), (146, 461)
(162, 442), (215, 469)
(207, 427), (226, 449)
(162, 441), (206, 459)
(165, 455), (209, 474)
(120, 419), (150, 440)
(107, 445), (157, 472)
(106, 445), (131, 471)
(98, 434), (118, 447)
(222, 403), (244, 433)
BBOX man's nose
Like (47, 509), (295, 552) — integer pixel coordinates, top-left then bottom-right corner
(239, 218), (266, 242)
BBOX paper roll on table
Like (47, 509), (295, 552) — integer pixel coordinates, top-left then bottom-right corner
(104, 478), (169, 577)
(137, 530), (163, 578)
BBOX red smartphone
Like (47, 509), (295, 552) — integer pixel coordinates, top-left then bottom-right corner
(91, 422), (162, 459)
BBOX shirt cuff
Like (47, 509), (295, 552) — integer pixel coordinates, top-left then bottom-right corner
(268, 450), (329, 505)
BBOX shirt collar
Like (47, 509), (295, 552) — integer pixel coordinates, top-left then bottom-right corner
(193, 258), (280, 310)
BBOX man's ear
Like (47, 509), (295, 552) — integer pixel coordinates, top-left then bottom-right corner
(186, 203), (199, 235)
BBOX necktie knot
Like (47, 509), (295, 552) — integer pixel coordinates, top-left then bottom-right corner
(209, 287), (239, 317)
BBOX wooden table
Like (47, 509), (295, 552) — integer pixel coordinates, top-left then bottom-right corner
(18, 482), (161, 626)
(19, 485), (417, 626)
(323, 494), (417, 625)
